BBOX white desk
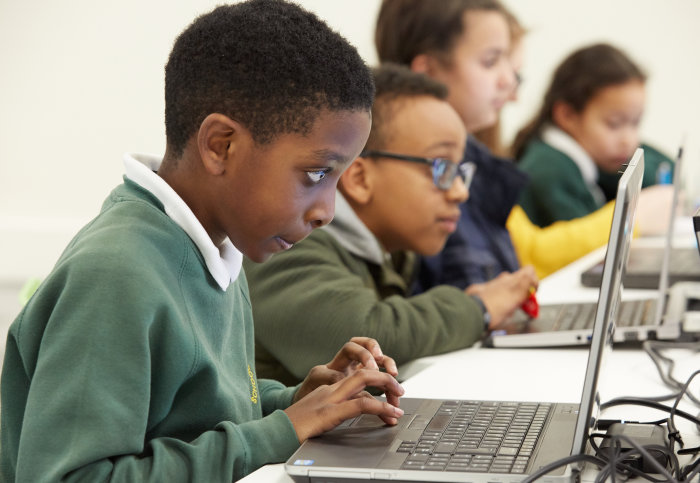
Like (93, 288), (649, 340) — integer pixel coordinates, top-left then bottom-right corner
(241, 230), (700, 482)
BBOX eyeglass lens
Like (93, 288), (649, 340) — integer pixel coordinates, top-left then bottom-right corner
(432, 160), (475, 190)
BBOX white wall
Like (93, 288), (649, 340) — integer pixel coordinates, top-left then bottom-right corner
(1, 0), (699, 283)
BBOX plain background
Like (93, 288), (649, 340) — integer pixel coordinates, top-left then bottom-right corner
(1, 0), (699, 283)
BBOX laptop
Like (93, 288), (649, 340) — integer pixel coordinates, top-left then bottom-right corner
(284, 146), (636, 482)
(486, 148), (686, 348)
(580, 143), (700, 289)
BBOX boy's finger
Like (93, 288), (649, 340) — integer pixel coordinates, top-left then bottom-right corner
(308, 365), (347, 385)
(329, 369), (404, 403)
(349, 336), (384, 359)
(385, 392), (401, 410)
(327, 340), (379, 372)
(331, 394), (404, 424)
(380, 355), (399, 377)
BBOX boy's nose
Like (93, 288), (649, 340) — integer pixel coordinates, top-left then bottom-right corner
(499, 62), (519, 92)
(306, 190), (335, 229)
(622, 128), (639, 152)
(446, 175), (469, 203)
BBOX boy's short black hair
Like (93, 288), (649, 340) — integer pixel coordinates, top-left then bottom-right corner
(365, 63), (448, 151)
(165, 0), (374, 156)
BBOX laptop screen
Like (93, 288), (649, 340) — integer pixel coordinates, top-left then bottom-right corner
(571, 148), (645, 457)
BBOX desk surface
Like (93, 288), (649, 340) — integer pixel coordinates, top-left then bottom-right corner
(240, 225), (700, 483)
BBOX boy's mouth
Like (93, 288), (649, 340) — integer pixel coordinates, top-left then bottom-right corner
(275, 236), (295, 251)
(437, 215), (460, 233)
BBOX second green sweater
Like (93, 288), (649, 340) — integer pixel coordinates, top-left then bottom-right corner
(244, 193), (485, 386)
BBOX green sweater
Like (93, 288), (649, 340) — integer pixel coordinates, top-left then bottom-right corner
(519, 140), (673, 227)
(244, 193), (485, 386)
(1, 179), (299, 482)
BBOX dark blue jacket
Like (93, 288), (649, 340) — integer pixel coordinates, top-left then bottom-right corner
(415, 136), (529, 290)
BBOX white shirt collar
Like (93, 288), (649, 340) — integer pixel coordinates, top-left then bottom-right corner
(123, 153), (242, 290)
(541, 125), (606, 206)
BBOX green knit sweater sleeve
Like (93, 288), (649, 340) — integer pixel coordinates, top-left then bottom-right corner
(259, 379), (299, 415)
(245, 230), (484, 384)
(518, 141), (601, 226)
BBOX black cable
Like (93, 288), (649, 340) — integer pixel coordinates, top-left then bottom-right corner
(597, 368), (700, 481)
(601, 397), (700, 427)
(680, 456), (700, 481)
(670, 370), (700, 435)
(643, 341), (700, 407)
(603, 434), (678, 481)
(524, 356), (700, 481)
(589, 432), (678, 482)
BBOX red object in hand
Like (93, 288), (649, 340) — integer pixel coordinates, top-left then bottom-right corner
(521, 289), (539, 318)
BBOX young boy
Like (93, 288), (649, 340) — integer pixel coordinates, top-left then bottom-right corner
(0, 1), (404, 480)
(243, 64), (537, 386)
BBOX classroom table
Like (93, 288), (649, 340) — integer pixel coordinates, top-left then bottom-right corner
(240, 225), (700, 482)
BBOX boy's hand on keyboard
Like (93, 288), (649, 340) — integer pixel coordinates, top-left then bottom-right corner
(287, 337), (405, 442)
(466, 266), (538, 329)
(293, 337), (399, 403)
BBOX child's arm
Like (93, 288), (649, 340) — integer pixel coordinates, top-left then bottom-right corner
(244, 231), (485, 381)
(508, 203), (614, 278)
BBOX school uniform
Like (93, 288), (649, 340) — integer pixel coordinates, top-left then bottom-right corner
(243, 192), (485, 386)
(518, 125), (674, 227)
(0, 154), (299, 482)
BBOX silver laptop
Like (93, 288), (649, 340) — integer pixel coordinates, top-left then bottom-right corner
(580, 143), (700, 289)
(487, 148), (686, 348)
(284, 146), (638, 483)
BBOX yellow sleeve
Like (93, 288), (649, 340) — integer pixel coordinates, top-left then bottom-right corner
(507, 203), (618, 279)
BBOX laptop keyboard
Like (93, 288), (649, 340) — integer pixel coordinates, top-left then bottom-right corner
(397, 400), (551, 474)
(539, 299), (657, 331)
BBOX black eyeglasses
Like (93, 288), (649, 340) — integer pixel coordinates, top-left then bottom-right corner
(360, 150), (476, 191)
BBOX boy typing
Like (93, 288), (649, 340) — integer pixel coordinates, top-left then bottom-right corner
(0, 1), (404, 481)
(244, 64), (537, 386)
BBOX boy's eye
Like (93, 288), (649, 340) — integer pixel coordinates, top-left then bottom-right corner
(481, 52), (504, 69)
(482, 57), (498, 68)
(306, 169), (329, 184)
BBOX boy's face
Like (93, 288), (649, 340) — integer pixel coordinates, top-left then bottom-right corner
(217, 109), (371, 262)
(426, 10), (515, 132)
(362, 96), (468, 255)
(561, 80), (645, 173)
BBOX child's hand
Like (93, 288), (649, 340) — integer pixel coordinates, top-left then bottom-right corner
(636, 184), (677, 236)
(293, 337), (399, 403)
(466, 266), (539, 328)
(286, 337), (404, 442)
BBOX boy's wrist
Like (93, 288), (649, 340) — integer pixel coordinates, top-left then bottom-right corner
(470, 294), (491, 330)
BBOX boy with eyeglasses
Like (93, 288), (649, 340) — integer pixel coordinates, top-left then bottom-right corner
(243, 64), (538, 386)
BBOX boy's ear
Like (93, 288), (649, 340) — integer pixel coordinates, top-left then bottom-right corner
(552, 101), (580, 134)
(410, 53), (444, 77)
(197, 113), (240, 175)
(339, 156), (374, 205)
(410, 54), (431, 75)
